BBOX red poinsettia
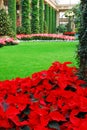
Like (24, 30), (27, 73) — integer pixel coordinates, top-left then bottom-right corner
(0, 61), (87, 130)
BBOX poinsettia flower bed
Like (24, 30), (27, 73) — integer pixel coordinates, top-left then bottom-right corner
(17, 34), (75, 41)
(0, 61), (87, 130)
(63, 32), (76, 36)
(0, 38), (19, 47)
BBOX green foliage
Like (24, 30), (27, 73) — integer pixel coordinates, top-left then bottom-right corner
(8, 0), (16, 37)
(45, 4), (49, 33)
(54, 10), (56, 33)
(44, 21), (48, 33)
(31, 0), (39, 33)
(72, 4), (81, 33)
(49, 6), (52, 33)
(57, 24), (67, 33)
(66, 21), (72, 32)
(17, 26), (26, 34)
(65, 10), (75, 32)
(45, 5), (56, 34)
(52, 8), (53, 33)
(0, 9), (14, 37)
(48, 121), (60, 130)
(39, 0), (44, 33)
(77, 1), (87, 81)
(52, 9), (56, 33)
(21, 0), (31, 34)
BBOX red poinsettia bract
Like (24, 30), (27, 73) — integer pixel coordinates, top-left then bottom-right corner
(0, 61), (87, 130)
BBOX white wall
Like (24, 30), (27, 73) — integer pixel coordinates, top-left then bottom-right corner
(56, 0), (80, 5)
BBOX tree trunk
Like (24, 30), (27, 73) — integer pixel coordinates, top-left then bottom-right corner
(77, 0), (87, 81)
(0, 0), (5, 9)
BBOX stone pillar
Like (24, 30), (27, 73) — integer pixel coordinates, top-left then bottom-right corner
(0, 0), (5, 9)
(71, 16), (75, 32)
(56, 11), (60, 27)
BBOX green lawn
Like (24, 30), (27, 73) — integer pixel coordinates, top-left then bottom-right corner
(0, 41), (78, 80)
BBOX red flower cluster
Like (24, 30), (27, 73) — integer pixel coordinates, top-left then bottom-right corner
(63, 32), (76, 36)
(0, 62), (87, 130)
(17, 34), (75, 41)
(0, 38), (19, 47)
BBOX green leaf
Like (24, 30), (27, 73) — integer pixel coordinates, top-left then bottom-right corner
(48, 120), (60, 130)
(20, 126), (30, 130)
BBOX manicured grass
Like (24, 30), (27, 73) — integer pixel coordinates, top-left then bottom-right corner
(0, 41), (78, 80)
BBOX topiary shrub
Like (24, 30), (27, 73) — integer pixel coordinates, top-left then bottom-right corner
(49, 7), (53, 33)
(8, 0), (16, 38)
(44, 21), (48, 33)
(57, 24), (67, 34)
(45, 4), (49, 33)
(31, 0), (39, 33)
(0, 9), (14, 37)
(21, 0), (31, 34)
(39, 0), (44, 33)
(17, 26), (26, 34)
(53, 9), (56, 33)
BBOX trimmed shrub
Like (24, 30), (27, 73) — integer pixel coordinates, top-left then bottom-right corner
(45, 4), (49, 33)
(21, 0), (31, 34)
(44, 21), (48, 33)
(31, 0), (39, 33)
(0, 9), (14, 37)
(17, 26), (26, 34)
(39, 0), (44, 33)
(49, 6), (52, 33)
(52, 9), (56, 33)
(8, 0), (16, 37)
(57, 24), (67, 34)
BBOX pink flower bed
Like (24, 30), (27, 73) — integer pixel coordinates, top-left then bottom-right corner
(17, 34), (75, 41)
(0, 61), (87, 130)
(0, 38), (19, 47)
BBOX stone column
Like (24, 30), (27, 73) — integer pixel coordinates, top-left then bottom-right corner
(56, 11), (60, 27)
(71, 16), (75, 32)
(0, 0), (5, 9)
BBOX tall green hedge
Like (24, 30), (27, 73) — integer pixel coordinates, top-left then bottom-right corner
(0, 9), (14, 37)
(31, 0), (39, 33)
(55, 10), (57, 33)
(51, 8), (56, 33)
(49, 7), (52, 33)
(52, 8), (54, 33)
(8, 0), (16, 37)
(39, 0), (44, 33)
(77, 0), (87, 81)
(45, 4), (49, 33)
(52, 9), (55, 33)
(21, 0), (31, 34)
(53, 10), (56, 33)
